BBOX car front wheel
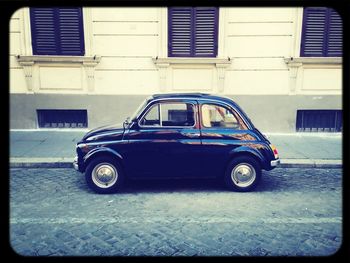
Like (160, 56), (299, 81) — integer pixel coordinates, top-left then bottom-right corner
(224, 156), (261, 192)
(85, 157), (124, 194)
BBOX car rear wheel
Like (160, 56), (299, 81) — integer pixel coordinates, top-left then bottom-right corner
(224, 156), (261, 192)
(85, 157), (124, 194)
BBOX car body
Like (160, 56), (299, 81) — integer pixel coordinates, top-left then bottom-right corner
(74, 93), (280, 193)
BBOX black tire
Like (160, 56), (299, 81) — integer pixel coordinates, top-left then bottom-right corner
(224, 156), (261, 192)
(85, 156), (124, 194)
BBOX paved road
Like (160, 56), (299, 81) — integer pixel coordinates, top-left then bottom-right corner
(10, 168), (342, 256)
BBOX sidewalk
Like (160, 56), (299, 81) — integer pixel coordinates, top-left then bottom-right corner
(9, 130), (342, 169)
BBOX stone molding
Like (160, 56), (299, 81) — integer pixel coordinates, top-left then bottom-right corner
(16, 55), (101, 92)
(284, 57), (342, 94)
(152, 57), (232, 92)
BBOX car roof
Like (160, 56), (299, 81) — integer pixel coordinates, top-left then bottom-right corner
(144, 93), (254, 129)
(152, 92), (210, 99)
(150, 93), (236, 105)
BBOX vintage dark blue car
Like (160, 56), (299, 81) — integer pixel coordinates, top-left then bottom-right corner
(74, 93), (279, 193)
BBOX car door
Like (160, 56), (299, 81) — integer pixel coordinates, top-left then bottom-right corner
(123, 100), (202, 178)
(198, 101), (257, 177)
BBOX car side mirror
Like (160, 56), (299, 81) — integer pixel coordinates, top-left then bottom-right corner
(128, 118), (139, 129)
(124, 117), (137, 130)
(123, 117), (130, 126)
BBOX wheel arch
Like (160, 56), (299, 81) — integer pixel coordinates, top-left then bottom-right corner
(227, 148), (267, 171)
(82, 147), (124, 173)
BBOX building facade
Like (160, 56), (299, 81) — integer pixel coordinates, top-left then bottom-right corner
(9, 7), (342, 132)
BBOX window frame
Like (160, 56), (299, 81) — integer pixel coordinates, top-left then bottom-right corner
(37, 109), (88, 128)
(168, 7), (219, 58)
(296, 109), (342, 132)
(138, 101), (197, 129)
(199, 103), (248, 130)
(30, 7), (85, 56)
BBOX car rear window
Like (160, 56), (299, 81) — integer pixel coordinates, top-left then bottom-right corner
(201, 104), (247, 130)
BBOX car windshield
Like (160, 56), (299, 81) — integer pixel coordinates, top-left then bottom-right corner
(130, 98), (149, 121)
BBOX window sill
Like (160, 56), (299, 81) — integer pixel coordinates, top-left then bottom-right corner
(16, 55), (101, 64)
(284, 57), (342, 66)
(152, 57), (232, 67)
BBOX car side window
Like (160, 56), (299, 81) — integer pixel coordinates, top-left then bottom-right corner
(201, 104), (245, 130)
(140, 102), (195, 127)
(140, 104), (160, 126)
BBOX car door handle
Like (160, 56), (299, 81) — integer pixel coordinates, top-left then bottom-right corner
(181, 132), (200, 138)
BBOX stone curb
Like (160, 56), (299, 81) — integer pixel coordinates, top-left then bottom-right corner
(280, 159), (342, 168)
(9, 158), (342, 169)
(10, 158), (73, 168)
(279, 163), (342, 168)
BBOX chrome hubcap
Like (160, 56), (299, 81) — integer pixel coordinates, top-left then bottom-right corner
(231, 163), (256, 187)
(92, 163), (118, 188)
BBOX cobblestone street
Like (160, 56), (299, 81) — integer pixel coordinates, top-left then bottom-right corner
(9, 167), (342, 256)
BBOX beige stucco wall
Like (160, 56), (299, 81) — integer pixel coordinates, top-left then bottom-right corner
(224, 8), (291, 95)
(9, 7), (342, 96)
(10, 9), (27, 93)
(92, 8), (160, 94)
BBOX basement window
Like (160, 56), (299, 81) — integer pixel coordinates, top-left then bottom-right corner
(296, 110), (342, 132)
(37, 109), (87, 128)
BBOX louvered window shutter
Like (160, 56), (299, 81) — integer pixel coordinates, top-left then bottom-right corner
(194, 8), (218, 57)
(169, 7), (218, 57)
(327, 9), (342, 56)
(301, 7), (342, 57)
(168, 8), (192, 57)
(30, 7), (85, 56)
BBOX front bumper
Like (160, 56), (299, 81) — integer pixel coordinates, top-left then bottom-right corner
(73, 156), (79, 171)
(270, 159), (280, 167)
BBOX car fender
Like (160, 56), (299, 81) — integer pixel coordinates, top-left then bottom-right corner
(228, 145), (268, 169)
(83, 147), (124, 168)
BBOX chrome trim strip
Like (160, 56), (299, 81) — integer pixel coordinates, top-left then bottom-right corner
(159, 103), (163, 127)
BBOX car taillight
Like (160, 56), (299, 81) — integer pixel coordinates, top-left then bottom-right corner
(270, 144), (279, 159)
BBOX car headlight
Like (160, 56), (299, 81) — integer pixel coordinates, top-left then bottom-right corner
(77, 143), (90, 153)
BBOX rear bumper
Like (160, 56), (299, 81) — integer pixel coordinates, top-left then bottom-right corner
(270, 159), (280, 167)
